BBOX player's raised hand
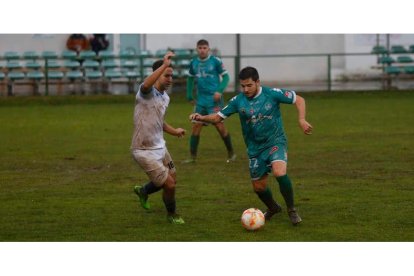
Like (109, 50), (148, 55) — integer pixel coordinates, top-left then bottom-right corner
(163, 51), (175, 66)
(299, 119), (313, 135)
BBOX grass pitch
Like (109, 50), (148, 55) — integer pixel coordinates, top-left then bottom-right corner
(0, 91), (413, 241)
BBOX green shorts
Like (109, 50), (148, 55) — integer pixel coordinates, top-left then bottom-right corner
(248, 144), (288, 180)
(194, 97), (224, 116)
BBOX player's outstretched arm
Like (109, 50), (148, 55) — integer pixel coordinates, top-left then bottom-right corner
(189, 113), (223, 124)
(295, 95), (313, 135)
(163, 122), (186, 138)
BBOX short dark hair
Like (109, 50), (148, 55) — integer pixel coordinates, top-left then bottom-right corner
(152, 60), (173, 72)
(239, 66), (259, 81)
(197, 39), (209, 47)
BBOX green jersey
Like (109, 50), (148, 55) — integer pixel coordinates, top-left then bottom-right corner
(188, 55), (228, 105)
(218, 86), (296, 157)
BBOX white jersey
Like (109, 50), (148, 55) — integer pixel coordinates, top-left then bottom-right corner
(130, 84), (170, 150)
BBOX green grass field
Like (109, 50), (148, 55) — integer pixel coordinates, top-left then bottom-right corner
(0, 91), (413, 241)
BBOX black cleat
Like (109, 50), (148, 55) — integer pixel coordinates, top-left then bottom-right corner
(288, 208), (302, 225)
(264, 203), (282, 221)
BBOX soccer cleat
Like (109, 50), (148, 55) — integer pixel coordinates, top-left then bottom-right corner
(288, 208), (302, 225)
(226, 154), (237, 163)
(182, 158), (196, 164)
(167, 214), (185, 225)
(134, 185), (150, 210)
(264, 203), (282, 221)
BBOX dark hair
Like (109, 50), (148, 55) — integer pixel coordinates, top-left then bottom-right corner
(239, 66), (259, 81)
(197, 39), (209, 47)
(152, 60), (173, 72)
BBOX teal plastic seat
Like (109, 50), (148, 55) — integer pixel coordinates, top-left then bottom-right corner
(6, 61), (22, 70)
(409, 45), (414, 53)
(155, 49), (168, 57)
(45, 60), (60, 69)
(391, 45), (407, 54)
(396, 56), (413, 63)
(8, 72), (25, 80)
(85, 70), (103, 79)
(143, 59), (155, 67)
(63, 60), (81, 69)
(25, 61), (42, 70)
(27, 71), (45, 80)
(47, 71), (64, 79)
(0, 72), (5, 80)
(23, 51), (40, 60)
(139, 50), (152, 57)
(404, 66), (414, 74)
(42, 51), (58, 59)
(372, 46), (388, 55)
(119, 50), (135, 59)
(99, 50), (115, 60)
(66, 70), (83, 80)
(104, 69), (122, 79)
(177, 59), (190, 67)
(121, 60), (138, 68)
(79, 50), (96, 60)
(124, 70), (140, 78)
(379, 56), (395, 64)
(384, 66), (401, 75)
(4, 51), (20, 60)
(61, 50), (78, 60)
(83, 60), (100, 69)
(101, 59), (118, 69)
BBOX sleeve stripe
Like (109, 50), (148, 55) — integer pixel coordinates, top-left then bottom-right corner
(217, 111), (227, 119)
(220, 70), (229, 76)
(291, 90), (297, 104)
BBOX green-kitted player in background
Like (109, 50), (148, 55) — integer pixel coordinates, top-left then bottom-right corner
(184, 39), (236, 163)
(190, 66), (313, 225)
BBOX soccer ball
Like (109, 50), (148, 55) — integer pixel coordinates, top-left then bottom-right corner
(241, 208), (265, 231)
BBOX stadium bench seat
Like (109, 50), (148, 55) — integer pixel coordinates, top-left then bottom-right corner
(101, 59), (118, 69)
(121, 60), (139, 69)
(173, 48), (192, 57)
(8, 71), (25, 80)
(396, 56), (413, 63)
(25, 61), (42, 70)
(119, 50), (135, 59)
(6, 61), (22, 70)
(139, 50), (152, 57)
(0, 72), (5, 80)
(104, 69), (122, 79)
(23, 51), (40, 60)
(42, 51), (58, 59)
(177, 59), (190, 67)
(404, 66), (414, 74)
(4, 51), (20, 60)
(47, 71), (64, 79)
(61, 50), (78, 60)
(79, 50), (97, 60)
(82, 60), (100, 69)
(384, 66), (401, 75)
(391, 45), (407, 54)
(63, 60), (81, 69)
(66, 70), (83, 80)
(85, 70), (103, 79)
(371, 46), (388, 55)
(45, 60), (61, 69)
(379, 56), (395, 65)
(27, 71), (45, 80)
(124, 70), (140, 79)
(409, 45), (414, 53)
(155, 49), (168, 57)
(99, 50), (115, 60)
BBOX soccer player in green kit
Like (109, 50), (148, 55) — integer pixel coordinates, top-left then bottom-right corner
(184, 39), (236, 163)
(190, 66), (313, 225)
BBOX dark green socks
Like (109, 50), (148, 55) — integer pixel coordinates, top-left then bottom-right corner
(255, 186), (280, 211)
(276, 174), (294, 209)
(190, 135), (200, 158)
(222, 134), (234, 157)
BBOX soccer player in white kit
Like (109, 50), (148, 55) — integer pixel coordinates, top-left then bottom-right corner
(131, 51), (186, 224)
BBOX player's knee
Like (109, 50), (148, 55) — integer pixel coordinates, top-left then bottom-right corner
(273, 169), (286, 178)
(164, 176), (176, 190)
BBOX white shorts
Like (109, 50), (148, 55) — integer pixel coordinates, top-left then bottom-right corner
(132, 147), (175, 187)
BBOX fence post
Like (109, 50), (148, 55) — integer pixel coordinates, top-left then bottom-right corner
(234, 34), (241, 92)
(327, 54), (332, 92)
(45, 58), (49, 96)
